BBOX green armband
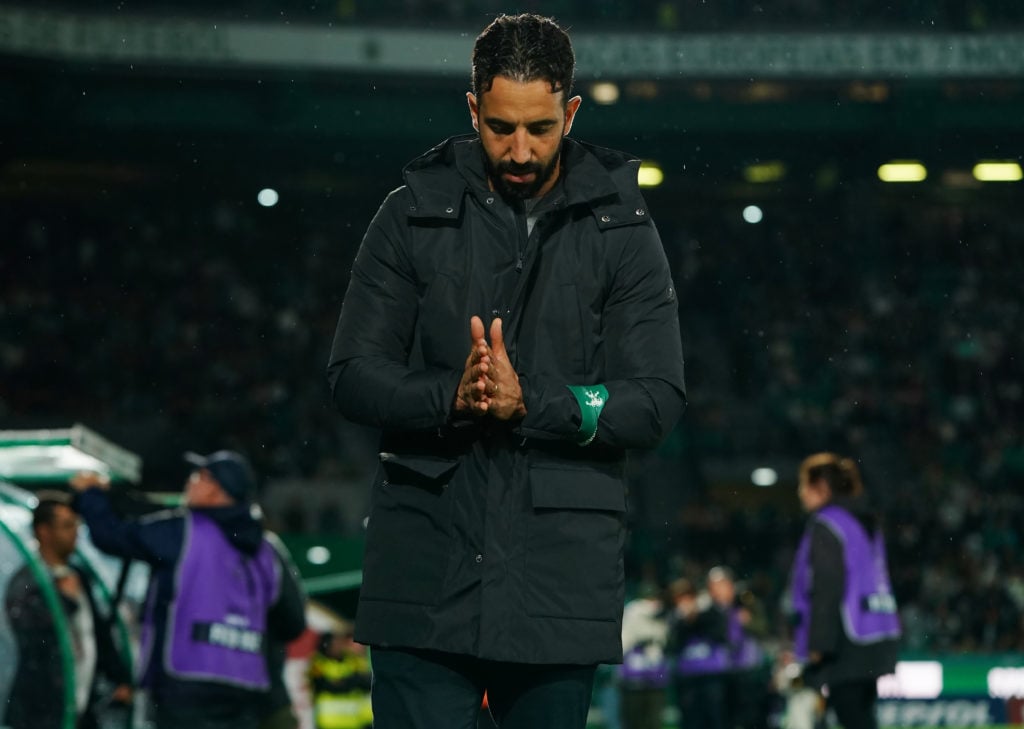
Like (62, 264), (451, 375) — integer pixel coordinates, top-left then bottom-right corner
(567, 384), (609, 447)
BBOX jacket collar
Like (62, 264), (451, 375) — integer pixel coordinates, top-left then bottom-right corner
(402, 135), (650, 230)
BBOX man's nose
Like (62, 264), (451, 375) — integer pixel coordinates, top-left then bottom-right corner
(509, 130), (531, 164)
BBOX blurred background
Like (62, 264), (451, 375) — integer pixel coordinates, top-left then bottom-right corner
(2, 0), (1024, 724)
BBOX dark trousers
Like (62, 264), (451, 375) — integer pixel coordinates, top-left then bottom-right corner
(153, 701), (259, 729)
(729, 669), (770, 729)
(620, 686), (666, 729)
(828, 679), (879, 729)
(369, 646), (597, 729)
(675, 674), (727, 729)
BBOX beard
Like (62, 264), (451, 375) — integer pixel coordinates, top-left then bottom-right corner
(482, 147), (562, 200)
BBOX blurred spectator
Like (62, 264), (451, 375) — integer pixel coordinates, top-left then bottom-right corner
(307, 629), (373, 729)
(710, 568), (771, 729)
(667, 576), (730, 729)
(618, 583), (670, 729)
(3, 491), (133, 729)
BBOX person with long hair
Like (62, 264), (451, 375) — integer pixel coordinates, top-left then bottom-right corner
(787, 453), (902, 729)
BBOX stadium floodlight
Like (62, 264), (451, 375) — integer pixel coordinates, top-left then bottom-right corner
(742, 205), (764, 224)
(972, 161), (1023, 182)
(306, 545), (332, 565)
(750, 467), (777, 487)
(590, 82), (620, 105)
(257, 188), (279, 207)
(743, 161), (786, 183)
(877, 161), (927, 183)
(637, 161), (664, 188)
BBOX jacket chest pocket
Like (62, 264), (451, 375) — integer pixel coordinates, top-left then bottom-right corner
(525, 466), (626, 622)
(520, 283), (587, 377)
(416, 271), (466, 367)
(360, 454), (458, 606)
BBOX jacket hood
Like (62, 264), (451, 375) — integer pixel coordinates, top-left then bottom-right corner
(193, 504), (264, 555)
(825, 494), (879, 534)
(401, 135), (649, 229)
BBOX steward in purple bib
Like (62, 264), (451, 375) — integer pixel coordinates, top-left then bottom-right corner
(788, 453), (900, 729)
(667, 598), (731, 729)
(152, 512), (280, 689)
(788, 496), (901, 689)
(791, 504), (901, 664)
(71, 451), (307, 729)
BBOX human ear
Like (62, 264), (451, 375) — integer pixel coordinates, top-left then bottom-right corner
(563, 95), (582, 136)
(467, 92), (480, 132)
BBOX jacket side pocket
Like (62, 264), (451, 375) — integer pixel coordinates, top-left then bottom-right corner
(359, 454), (458, 606)
(525, 466), (626, 621)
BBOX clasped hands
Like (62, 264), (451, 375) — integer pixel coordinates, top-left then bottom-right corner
(454, 316), (526, 421)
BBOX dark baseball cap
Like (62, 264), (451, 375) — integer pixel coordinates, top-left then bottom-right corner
(184, 450), (256, 504)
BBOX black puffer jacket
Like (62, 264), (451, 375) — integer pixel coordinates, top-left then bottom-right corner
(328, 135), (686, 664)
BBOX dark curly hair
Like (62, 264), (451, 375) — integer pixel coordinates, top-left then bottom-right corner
(471, 14), (575, 103)
(32, 490), (72, 533)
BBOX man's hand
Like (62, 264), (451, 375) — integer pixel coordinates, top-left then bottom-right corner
(111, 684), (133, 706)
(454, 316), (492, 415)
(69, 471), (111, 492)
(478, 318), (526, 421)
(453, 317), (527, 421)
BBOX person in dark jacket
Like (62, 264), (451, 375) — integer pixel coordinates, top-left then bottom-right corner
(4, 492), (133, 729)
(326, 12), (686, 729)
(788, 453), (901, 729)
(69, 451), (307, 729)
(666, 577), (730, 729)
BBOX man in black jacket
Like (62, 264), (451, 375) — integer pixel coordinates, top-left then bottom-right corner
(4, 492), (133, 729)
(70, 452), (307, 729)
(327, 13), (686, 729)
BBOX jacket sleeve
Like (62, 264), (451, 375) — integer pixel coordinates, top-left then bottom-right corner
(516, 222), (686, 448)
(267, 534), (307, 643)
(808, 519), (844, 657)
(73, 488), (183, 566)
(327, 191), (463, 431)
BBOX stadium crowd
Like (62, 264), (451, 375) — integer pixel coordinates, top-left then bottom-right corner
(657, 190), (1024, 655)
(3, 173), (1023, 655)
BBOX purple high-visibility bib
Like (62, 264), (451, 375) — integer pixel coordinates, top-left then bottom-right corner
(790, 504), (901, 662)
(675, 636), (730, 676)
(148, 512), (280, 690)
(620, 643), (669, 687)
(728, 608), (764, 670)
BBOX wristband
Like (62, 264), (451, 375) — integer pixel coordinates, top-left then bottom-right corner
(567, 384), (609, 446)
